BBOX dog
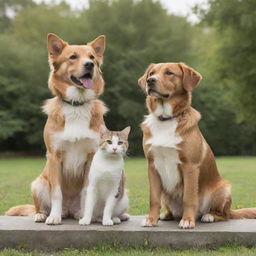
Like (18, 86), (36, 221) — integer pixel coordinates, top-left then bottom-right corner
(139, 62), (256, 229)
(6, 33), (107, 225)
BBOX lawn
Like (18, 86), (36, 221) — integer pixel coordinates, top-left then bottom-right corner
(0, 156), (256, 255)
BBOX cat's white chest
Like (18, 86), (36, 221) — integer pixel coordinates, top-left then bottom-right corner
(143, 103), (182, 193)
(89, 151), (123, 197)
(90, 152), (123, 181)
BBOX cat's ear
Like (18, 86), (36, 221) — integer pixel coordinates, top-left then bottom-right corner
(99, 124), (109, 137)
(121, 126), (131, 138)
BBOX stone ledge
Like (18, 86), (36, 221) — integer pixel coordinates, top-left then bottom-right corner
(0, 216), (256, 250)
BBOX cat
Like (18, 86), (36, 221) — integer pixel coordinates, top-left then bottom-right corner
(79, 126), (130, 226)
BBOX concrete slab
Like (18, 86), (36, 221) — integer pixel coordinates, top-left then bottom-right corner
(0, 216), (256, 250)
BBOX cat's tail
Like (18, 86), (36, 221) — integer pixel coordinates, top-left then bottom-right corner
(230, 208), (256, 219)
(5, 204), (35, 216)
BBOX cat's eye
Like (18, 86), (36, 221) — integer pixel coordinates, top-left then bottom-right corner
(106, 140), (112, 144)
(70, 54), (77, 60)
(118, 141), (123, 145)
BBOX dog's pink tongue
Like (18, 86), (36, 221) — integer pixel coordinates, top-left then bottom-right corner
(79, 77), (93, 89)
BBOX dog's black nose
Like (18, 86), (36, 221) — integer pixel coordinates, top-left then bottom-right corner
(84, 61), (94, 70)
(147, 77), (156, 86)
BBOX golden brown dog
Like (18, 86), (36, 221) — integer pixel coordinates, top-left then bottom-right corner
(139, 62), (256, 229)
(6, 34), (107, 224)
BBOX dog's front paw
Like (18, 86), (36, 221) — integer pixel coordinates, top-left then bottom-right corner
(179, 218), (195, 229)
(45, 215), (62, 225)
(201, 213), (214, 223)
(79, 217), (91, 226)
(34, 213), (47, 223)
(141, 217), (158, 227)
(102, 219), (113, 226)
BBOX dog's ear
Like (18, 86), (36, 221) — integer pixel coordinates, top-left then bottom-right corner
(179, 63), (202, 92)
(138, 63), (155, 92)
(47, 33), (67, 59)
(88, 35), (106, 57)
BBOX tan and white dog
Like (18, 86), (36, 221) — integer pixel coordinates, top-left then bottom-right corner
(139, 62), (256, 229)
(6, 34), (107, 225)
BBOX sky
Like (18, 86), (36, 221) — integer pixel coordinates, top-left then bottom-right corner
(159, 0), (208, 23)
(34, 0), (208, 23)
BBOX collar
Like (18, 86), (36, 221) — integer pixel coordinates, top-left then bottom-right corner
(62, 98), (86, 106)
(158, 111), (185, 121)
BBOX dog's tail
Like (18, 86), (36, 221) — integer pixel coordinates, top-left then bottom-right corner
(5, 204), (35, 216)
(230, 208), (256, 219)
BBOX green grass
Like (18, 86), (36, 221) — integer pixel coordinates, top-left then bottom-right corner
(0, 156), (256, 255)
(1, 245), (256, 256)
(1, 156), (256, 215)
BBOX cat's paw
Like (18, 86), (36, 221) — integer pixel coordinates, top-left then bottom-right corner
(34, 213), (47, 223)
(119, 213), (130, 221)
(102, 219), (114, 226)
(79, 217), (91, 226)
(112, 217), (121, 224)
(45, 215), (62, 225)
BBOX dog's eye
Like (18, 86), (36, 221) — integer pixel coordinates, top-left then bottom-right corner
(90, 55), (95, 60)
(149, 72), (154, 76)
(118, 141), (123, 145)
(106, 140), (112, 144)
(166, 71), (174, 75)
(70, 55), (77, 60)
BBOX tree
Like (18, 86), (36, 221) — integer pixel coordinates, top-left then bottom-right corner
(0, 0), (34, 32)
(198, 0), (256, 125)
(0, 0), (255, 155)
(80, 0), (196, 154)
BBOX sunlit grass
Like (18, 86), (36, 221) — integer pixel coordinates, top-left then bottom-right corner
(0, 156), (256, 255)
(1, 157), (256, 215)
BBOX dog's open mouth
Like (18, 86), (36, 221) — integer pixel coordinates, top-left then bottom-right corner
(71, 73), (93, 89)
(148, 88), (169, 99)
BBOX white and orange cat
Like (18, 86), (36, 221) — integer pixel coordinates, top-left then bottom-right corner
(79, 126), (130, 226)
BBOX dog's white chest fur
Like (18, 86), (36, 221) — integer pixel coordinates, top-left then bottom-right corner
(53, 86), (99, 177)
(144, 102), (182, 193)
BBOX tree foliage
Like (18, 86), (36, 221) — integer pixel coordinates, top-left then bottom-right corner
(0, 0), (255, 155)
(0, 0), (34, 32)
(198, 0), (256, 125)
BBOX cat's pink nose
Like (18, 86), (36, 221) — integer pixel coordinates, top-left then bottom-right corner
(113, 148), (117, 152)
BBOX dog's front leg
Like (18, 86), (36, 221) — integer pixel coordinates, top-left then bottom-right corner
(79, 153), (94, 220)
(141, 158), (162, 227)
(179, 164), (199, 229)
(45, 152), (63, 225)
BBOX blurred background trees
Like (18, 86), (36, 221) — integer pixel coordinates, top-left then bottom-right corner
(0, 0), (255, 156)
